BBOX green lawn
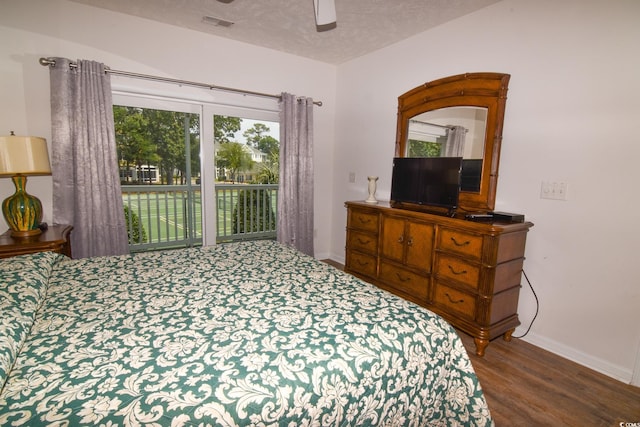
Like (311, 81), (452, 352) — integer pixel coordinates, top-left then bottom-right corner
(122, 187), (277, 248)
(123, 192), (203, 246)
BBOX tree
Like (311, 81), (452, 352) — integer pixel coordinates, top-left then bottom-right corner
(114, 107), (200, 185)
(232, 188), (276, 234)
(214, 115), (241, 144)
(217, 142), (253, 183)
(407, 139), (442, 157)
(123, 205), (147, 244)
(144, 109), (184, 185)
(190, 128), (201, 184)
(244, 123), (279, 158)
(256, 135), (279, 158)
(254, 162), (278, 184)
(243, 123), (269, 147)
(214, 115), (242, 180)
(114, 106), (159, 183)
(254, 151), (279, 184)
(243, 122), (280, 184)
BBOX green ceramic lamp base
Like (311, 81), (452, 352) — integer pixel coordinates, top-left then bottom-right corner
(2, 175), (43, 238)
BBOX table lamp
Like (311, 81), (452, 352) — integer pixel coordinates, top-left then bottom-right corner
(0, 132), (52, 238)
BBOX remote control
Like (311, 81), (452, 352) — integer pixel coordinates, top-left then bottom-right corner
(465, 213), (494, 221)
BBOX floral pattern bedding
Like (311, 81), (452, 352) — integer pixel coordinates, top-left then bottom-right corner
(0, 240), (492, 426)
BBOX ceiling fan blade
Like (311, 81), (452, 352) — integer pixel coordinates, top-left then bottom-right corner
(313, 0), (337, 31)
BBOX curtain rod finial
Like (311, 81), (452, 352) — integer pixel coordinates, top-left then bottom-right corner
(39, 57), (54, 66)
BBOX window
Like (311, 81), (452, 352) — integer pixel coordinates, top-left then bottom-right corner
(112, 91), (279, 251)
(407, 120), (448, 157)
(213, 115), (280, 243)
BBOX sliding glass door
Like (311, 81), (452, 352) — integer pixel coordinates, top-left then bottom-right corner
(114, 95), (202, 251)
(211, 113), (280, 243)
(113, 93), (279, 251)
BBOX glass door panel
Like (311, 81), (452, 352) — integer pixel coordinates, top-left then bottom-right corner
(113, 95), (202, 251)
(211, 113), (279, 243)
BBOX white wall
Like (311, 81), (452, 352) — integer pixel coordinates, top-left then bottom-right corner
(0, 0), (337, 258)
(332, 0), (640, 383)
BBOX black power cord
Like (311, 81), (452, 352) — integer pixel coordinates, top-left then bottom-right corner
(512, 269), (539, 339)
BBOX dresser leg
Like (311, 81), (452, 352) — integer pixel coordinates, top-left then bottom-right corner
(474, 338), (489, 357)
(503, 328), (515, 342)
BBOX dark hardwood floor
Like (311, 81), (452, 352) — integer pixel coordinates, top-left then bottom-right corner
(456, 332), (640, 426)
(321, 259), (640, 426)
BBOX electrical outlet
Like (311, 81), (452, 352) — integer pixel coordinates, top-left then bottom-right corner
(348, 172), (356, 183)
(541, 181), (568, 201)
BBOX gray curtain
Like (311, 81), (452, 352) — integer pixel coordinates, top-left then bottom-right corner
(49, 58), (129, 258)
(277, 93), (314, 256)
(443, 125), (466, 157)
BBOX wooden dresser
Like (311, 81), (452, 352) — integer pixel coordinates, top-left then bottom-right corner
(345, 201), (533, 356)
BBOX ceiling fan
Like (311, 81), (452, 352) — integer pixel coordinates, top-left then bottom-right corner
(213, 0), (337, 32)
(313, 0), (337, 31)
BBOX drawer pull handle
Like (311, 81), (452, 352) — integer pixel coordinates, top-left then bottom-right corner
(447, 265), (467, 275)
(397, 235), (404, 244)
(445, 292), (464, 304)
(407, 237), (413, 246)
(358, 217), (372, 224)
(356, 237), (371, 245)
(450, 237), (471, 247)
(395, 272), (411, 282)
(356, 259), (369, 266)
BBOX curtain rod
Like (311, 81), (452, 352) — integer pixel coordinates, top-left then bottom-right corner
(38, 57), (322, 107)
(409, 119), (453, 130)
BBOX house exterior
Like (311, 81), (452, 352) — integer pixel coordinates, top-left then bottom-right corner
(1, 0), (639, 386)
(213, 143), (268, 182)
(120, 165), (161, 184)
(237, 145), (268, 183)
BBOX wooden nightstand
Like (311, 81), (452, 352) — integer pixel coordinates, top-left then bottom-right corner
(0, 224), (73, 259)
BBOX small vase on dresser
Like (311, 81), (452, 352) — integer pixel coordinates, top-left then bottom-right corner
(365, 176), (378, 204)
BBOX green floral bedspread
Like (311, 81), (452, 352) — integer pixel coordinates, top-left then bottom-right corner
(0, 240), (492, 426)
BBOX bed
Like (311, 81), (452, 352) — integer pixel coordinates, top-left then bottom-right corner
(0, 240), (492, 426)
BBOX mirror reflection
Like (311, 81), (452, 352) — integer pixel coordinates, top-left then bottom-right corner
(395, 73), (510, 211)
(406, 106), (488, 192)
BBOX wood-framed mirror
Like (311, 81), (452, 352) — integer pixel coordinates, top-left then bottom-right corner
(395, 73), (510, 212)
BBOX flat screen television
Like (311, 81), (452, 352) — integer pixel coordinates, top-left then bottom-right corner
(390, 157), (462, 216)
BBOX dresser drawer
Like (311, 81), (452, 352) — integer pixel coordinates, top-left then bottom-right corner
(435, 253), (480, 290)
(348, 209), (379, 233)
(438, 228), (483, 260)
(347, 251), (377, 278)
(379, 261), (428, 300)
(433, 282), (476, 320)
(347, 230), (378, 254)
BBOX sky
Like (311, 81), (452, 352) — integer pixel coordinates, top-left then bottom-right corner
(234, 118), (279, 145)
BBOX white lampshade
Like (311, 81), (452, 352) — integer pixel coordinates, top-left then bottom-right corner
(0, 135), (52, 176)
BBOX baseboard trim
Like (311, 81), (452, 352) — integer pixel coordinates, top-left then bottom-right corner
(314, 251), (330, 261)
(327, 253), (345, 266)
(631, 338), (640, 387)
(523, 332), (634, 385)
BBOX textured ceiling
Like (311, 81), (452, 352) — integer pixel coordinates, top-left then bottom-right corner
(69, 0), (500, 64)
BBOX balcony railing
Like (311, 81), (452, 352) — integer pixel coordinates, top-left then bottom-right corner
(121, 183), (278, 252)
